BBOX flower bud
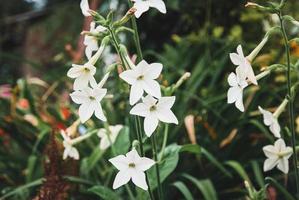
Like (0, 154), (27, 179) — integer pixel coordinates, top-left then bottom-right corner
(132, 140), (140, 149)
(114, 8), (137, 27)
(88, 9), (106, 24)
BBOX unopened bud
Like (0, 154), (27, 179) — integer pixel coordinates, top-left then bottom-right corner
(114, 8), (137, 27)
(132, 140), (140, 149)
(88, 9), (106, 23)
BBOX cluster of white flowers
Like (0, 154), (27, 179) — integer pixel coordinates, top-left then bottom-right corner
(227, 37), (293, 174)
(63, 0), (173, 191)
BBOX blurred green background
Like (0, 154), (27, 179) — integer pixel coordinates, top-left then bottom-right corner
(1, 0), (299, 199)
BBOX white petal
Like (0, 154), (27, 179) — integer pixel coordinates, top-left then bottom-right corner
(157, 96), (175, 109)
(109, 155), (129, 171)
(144, 114), (159, 137)
(145, 63), (163, 79)
(69, 147), (80, 160)
(100, 137), (110, 150)
(78, 101), (94, 123)
(112, 171), (131, 189)
(73, 75), (93, 90)
(131, 170), (148, 190)
(269, 120), (281, 138)
(274, 139), (286, 151)
(227, 73), (238, 87)
(97, 129), (106, 138)
(263, 158), (279, 172)
(94, 103), (107, 121)
(67, 65), (83, 78)
(134, 1), (150, 18)
(141, 79), (161, 99)
(130, 82), (144, 105)
(244, 60), (257, 85)
(80, 0), (91, 16)
(126, 148), (140, 162)
(227, 86), (241, 104)
(130, 103), (149, 117)
(237, 45), (245, 58)
(136, 157), (155, 171)
(263, 145), (278, 158)
(119, 69), (137, 85)
(149, 0), (166, 13)
(156, 108), (178, 124)
(277, 158), (289, 174)
(94, 25), (107, 33)
(142, 95), (157, 106)
(63, 147), (71, 160)
(258, 106), (274, 126)
(93, 88), (107, 102)
(70, 90), (89, 104)
(229, 53), (242, 66)
(235, 95), (245, 112)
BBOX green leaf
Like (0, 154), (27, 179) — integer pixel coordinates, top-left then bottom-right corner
(114, 126), (130, 155)
(88, 185), (120, 200)
(225, 160), (251, 184)
(180, 144), (201, 154)
(182, 174), (218, 200)
(201, 148), (232, 178)
(172, 181), (194, 200)
(251, 161), (265, 188)
(265, 177), (296, 200)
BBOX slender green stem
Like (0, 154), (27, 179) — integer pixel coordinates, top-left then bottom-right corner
(159, 125), (169, 162)
(151, 135), (163, 200)
(108, 27), (127, 70)
(278, 12), (299, 197)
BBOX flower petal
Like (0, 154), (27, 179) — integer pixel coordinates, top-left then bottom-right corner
(130, 82), (144, 105)
(141, 79), (161, 99)
(136, 157), (155, 171)
(119, 69), (137, 85)
(227, 72), (237, 87)
(67, 65), (83, 78)
(80, 0), (91, 16)
(78, 101), (94, 123)
(258, 106), (273, 126)
(149, 0), (166, 13)
(130, 103), (149, 117)
(109, 155), (129, 171)
(263, 158), (279, 172)
(156, 108), (178, 124)
(94, 103), (107, 121)
(277, 158), (289, 174)
(144, 114), (159, 137)
(70, 90), (89, 104)
(133, 1), (150, 18)
(274, 138), (286, 151)
(126, 148), (140, 163)
(131, 170), (148, 190)
(112, 171), (131, 189)
(157, 96), (175, 109)
(263, 145), (278, 158)
(227, 86), (240, 104)
(145, 63), (163, 79)
(269, 120), (281, 138)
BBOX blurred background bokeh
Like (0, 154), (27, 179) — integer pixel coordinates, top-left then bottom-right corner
(1, 0), (299, 199)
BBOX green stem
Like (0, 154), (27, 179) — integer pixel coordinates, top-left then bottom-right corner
(159, 124), (169, 162)
(151, 135), (163, 200)
(108, 27), (127, 70)
(279, 12), (299, 197)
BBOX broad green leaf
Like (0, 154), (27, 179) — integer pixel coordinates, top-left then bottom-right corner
(182, 174), (218, 200)
(172, 181), (194, 200)
(88, 185), (120, 200)
(180, 144), (201, 154)
(113, 126), (130, 155)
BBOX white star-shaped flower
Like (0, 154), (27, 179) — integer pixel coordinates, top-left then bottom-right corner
(227, 67), (248, 112)
(97, 125), (123, 150)
(229, 45), (258, 85)
(263, 138), (293, 174)
(67, 63), (96, 90)
(61, 130), (79, 160)
(80, 0), (91, 17)
(132, 0), (166, 18)
(119, 60), (162, 105)
(109, 148), (155, 190)
(258, 106), (281, 138)
(70, 74), (109, 123)
(130, 95), (178, 137)
(84, 22), (107, 59)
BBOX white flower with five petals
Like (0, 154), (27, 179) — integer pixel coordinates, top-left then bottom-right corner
(119, 60), (162, 105)
(132, 0), (166, 18)
(67, 63), (96, 90)
(61, 130), (79, 160)
(84, 22), (107, 59)
(109, 148), (155, 190)
(229, 45), (258, 85)
(80, 0), (91, 17)
(97, 125), (123, 150)
(227, 67), (248, 112)
(70, 73), (109, 123)
(258, 106), (281, 138)
(263, 138), (293, 174)
(130, 95), (178, 137)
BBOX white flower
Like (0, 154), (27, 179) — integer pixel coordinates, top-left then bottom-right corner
(132, 0), (166, 18)
(227, 67), (248, 112)
(263, 138), (293, 174)
(258, 106), (281, 138)
(130, 95), (178, 137)
(109, 148), (155, 190)
(97, 125), (123, 150)
(229, 45), (258, 85)
(70, 74), (109, 123)
(119, 60), (162, 105)
(80, 0), (91, 17)
(84, 22), (107, 59)
(61, 130), (79, 160)
(67, 63), (96, 90)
